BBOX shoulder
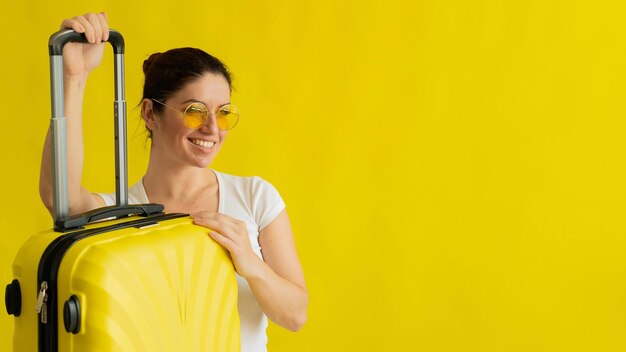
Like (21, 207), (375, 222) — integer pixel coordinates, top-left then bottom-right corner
(213, 170), (285, 229)
(214, 170), (278, 195)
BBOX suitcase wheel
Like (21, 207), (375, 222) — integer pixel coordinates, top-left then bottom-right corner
(63, 295), (81, 334)
(5, 279), (21, 317)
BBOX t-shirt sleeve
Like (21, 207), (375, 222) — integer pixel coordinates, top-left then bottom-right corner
(251, 177), (286, 231)
(97, 192), (115, 206)
(94, 180), (148, 207)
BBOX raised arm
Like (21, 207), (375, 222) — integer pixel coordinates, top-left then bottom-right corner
(39, 12), (109, 215)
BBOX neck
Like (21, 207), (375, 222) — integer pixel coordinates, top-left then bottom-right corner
(143, 149), (216, 201)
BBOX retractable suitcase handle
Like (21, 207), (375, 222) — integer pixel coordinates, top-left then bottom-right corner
(49, 29), (164, 231)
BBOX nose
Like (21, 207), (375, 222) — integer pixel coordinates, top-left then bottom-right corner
(198, 112), (220, 134)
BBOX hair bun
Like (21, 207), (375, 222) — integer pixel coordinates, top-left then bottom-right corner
(143, 52), (162, 76)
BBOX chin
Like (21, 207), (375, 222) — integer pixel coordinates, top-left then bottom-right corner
(191, 155), (217, 169)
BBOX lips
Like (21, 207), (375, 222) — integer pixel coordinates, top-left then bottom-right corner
(189, 138), (215, 149)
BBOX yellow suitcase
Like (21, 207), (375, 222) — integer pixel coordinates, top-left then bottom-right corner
(4, 29), (240, 351)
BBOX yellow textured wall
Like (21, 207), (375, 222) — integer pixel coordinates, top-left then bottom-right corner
(2, 1), (626, 351)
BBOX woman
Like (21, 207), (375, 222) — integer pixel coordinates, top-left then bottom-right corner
(39, 12), (308, 351)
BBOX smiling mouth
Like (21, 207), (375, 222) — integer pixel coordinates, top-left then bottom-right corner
(189, 138), (215, 149)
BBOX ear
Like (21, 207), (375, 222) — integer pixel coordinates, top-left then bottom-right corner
(141, 99), (158, 132)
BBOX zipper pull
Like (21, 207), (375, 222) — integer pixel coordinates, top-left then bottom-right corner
(41, 299), (48, 324)
(36, 281), (48, 313)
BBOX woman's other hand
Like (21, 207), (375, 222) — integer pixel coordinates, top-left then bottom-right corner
(192, 212), (263, 278)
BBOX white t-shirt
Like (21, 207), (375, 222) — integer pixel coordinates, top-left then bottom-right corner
(99, 169), (286, 352)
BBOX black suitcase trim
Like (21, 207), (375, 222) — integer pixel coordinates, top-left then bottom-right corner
(37, 212), (188, 352)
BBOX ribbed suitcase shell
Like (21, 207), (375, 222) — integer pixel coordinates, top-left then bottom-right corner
(11, 215), (240, 351)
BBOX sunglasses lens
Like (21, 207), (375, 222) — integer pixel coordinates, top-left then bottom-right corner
(217, 105), (240, 130)
(184, 103), (208, 129)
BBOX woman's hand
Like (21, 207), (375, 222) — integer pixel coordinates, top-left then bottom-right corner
(60, 12), (109, 78)
(193, 210), (308, 331)
(192, 212), (263, 279)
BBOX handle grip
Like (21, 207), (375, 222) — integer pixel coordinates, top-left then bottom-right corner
(55, 204), (165, 231)
(49, 29), (124, 55)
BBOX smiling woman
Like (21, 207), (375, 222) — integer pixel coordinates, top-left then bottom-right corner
(37, 12), (308, 352)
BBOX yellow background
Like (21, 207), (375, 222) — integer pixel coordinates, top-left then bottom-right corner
(1, 0), (626, 351)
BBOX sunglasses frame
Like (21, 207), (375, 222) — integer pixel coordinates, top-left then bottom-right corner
(149, 98), (239, 130)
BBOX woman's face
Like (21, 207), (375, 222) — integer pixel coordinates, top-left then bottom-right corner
(147, 72), (232, 169)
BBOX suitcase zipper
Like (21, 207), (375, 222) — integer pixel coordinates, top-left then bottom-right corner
(37, 213), (187, 352)
(36, 281), (48, 323)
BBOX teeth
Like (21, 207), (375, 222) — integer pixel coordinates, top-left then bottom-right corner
(190, 139), (215, 149)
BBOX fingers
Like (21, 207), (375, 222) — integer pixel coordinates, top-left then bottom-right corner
(86, 13), (102, 43)
(192, 213), (248, 246)
(60, 18), (85, 33)
(60, 12), (109, 43)
(192, 215), (239, 253)
(193, 216), (241, 238)
(96, 12), (110, 41)
(193, 212), (244, 227)
(191, 214), (261, 278)
(74, 16), (95, 43)
(207, 230), (236, 252)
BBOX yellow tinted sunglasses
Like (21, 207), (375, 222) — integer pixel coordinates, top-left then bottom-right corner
(151, 99), (239, 130)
